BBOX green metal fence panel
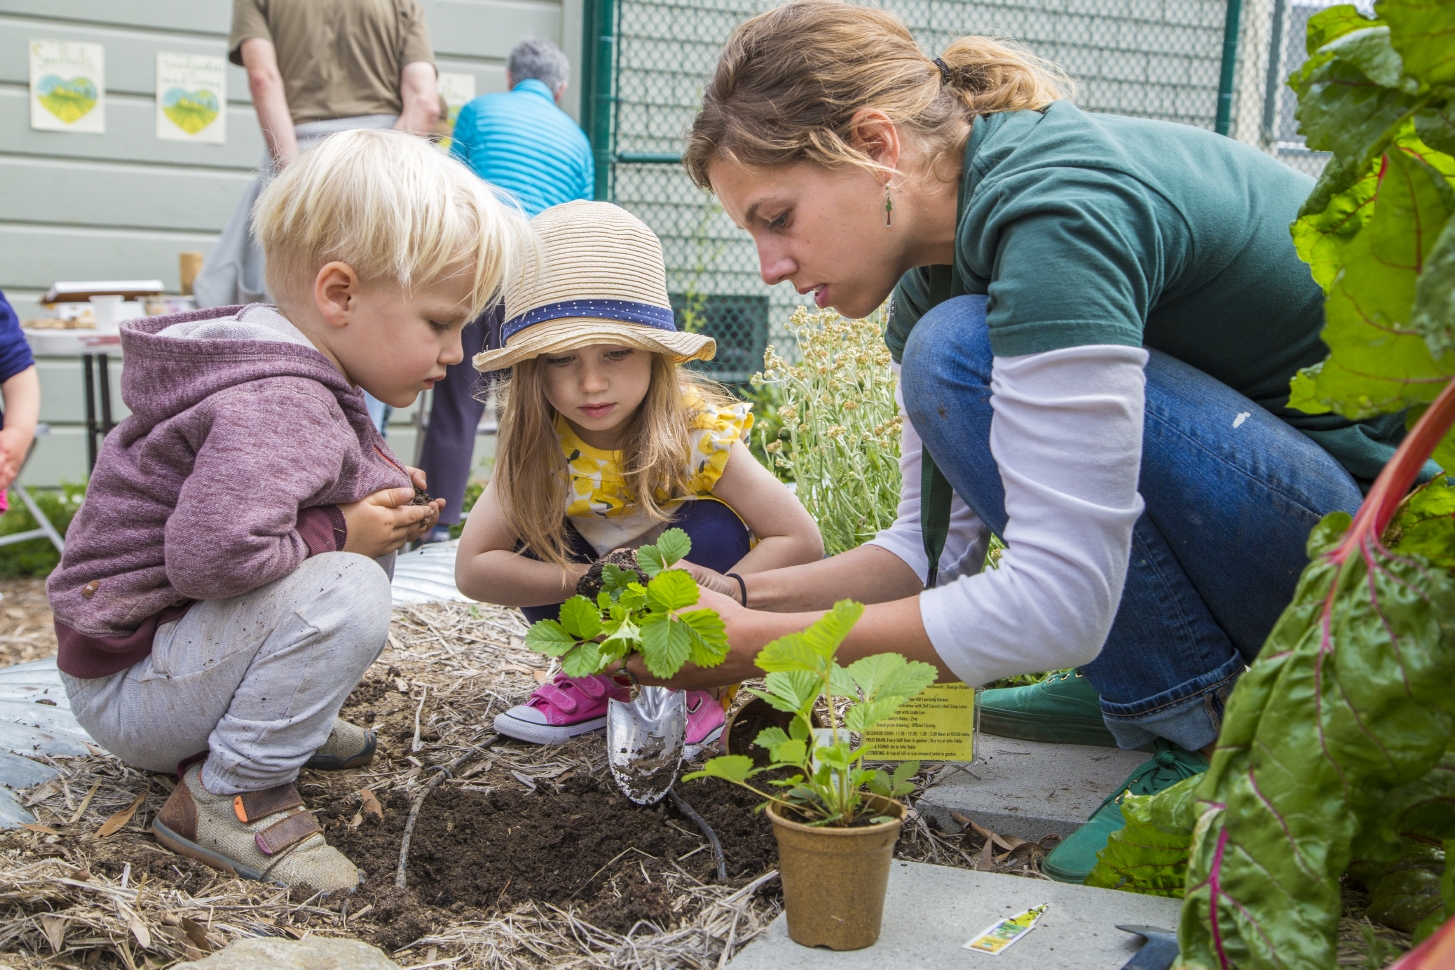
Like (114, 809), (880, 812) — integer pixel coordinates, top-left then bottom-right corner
(591, 0), (1336, 380)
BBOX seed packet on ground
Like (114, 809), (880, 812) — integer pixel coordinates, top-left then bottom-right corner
(963, 903), (1049, 954)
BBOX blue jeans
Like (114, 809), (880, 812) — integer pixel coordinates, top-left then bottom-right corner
(901, 296), (1364, 751)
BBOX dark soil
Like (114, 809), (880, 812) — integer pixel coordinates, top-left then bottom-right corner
(322, 772), (779, 951)
(576, 549), (649, 599)
(410, 486), (433, 507)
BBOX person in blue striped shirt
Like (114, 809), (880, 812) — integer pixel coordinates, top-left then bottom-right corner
(418, 39), (593, 543)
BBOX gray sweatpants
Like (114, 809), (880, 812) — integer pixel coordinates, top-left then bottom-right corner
(63, 552), (393, 794)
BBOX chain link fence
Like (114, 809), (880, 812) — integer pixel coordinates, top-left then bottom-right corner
(590, 0), (1341, 380)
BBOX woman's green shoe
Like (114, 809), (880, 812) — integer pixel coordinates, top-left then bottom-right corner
(978, 670), (1119, 746)
(1041, 740), (1209, 883)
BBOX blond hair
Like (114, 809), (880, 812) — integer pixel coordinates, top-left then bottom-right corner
(253, 128), (529, 320)
(684, 0), (1072, 187)
(493, 354), (733, 568)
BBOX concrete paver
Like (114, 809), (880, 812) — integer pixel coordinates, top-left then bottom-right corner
(727, 860), (1181, 970)
(917, 734), (1148, 839)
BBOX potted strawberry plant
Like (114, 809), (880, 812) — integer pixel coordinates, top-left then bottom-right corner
(684, 600), (937, 950)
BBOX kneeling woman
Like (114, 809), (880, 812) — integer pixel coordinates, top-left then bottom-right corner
(455, 201), (824, 751)
(650, 0), (1432, 881)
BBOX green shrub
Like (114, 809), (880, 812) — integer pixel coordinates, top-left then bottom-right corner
(0, 482), (84, 578)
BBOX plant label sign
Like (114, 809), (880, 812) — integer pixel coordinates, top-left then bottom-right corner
(30, 39), (105, 134)
(156, 52), (226, 144)
(861, 682), (974, 761)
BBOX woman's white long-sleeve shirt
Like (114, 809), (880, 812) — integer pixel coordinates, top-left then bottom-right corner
(865, 345), (1149, 687)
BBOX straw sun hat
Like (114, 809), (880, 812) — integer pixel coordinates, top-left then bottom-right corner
(472, 200), (716, 372)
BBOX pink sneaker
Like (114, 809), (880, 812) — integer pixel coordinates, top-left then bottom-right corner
(494, 673), (628, 744)
(682, 690), (726, 759)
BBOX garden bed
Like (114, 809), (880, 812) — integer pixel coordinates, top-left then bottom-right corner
(0, 600), (1411, 968)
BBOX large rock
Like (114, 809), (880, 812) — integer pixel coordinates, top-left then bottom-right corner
(175, 937), (402, 970)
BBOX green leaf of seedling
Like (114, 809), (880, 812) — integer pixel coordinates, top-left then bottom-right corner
(829, 662), (857, 699)
(601, 611), (641, 647)
(601, 563), (639, 598)
(524, 619), (579, 657)
(679, 608), (729, 668)
(558, 596), (603, 640)
(682, 755), (755, 785)
(754, 600), (864, 676)
(866, 769), (893, 796)
(619, 585), (647, 611)
(654, 528), (692, 567)
(770, 739), (807, 766)
(597, 590), (613, 611)
(639, 612), (692, 678)
(816, 743), (853, 771)
(560, 640), (604, 678)
(789, 714), (811, 741)
(751, 670), (822, 714)
(646, 569), (701, 613)
(846, 697), (906, 733)
(754, 727), (791, 751)
(892, 760), (920, 789)
(1380, 0), (1455, 88)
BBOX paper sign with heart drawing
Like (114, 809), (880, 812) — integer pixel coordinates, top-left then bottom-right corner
(30, 38), (105, 134)
(156, 51), (227, 144)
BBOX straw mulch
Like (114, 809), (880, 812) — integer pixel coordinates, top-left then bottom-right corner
(0, 599), (1410, 968)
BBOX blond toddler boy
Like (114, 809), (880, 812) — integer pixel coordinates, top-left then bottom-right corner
(48, 129), (526, 893)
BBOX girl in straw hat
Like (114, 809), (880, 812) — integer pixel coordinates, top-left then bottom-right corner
(457, 201), (824, 748)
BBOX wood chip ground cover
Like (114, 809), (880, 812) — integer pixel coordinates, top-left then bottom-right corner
(0, 600), (1410, 967)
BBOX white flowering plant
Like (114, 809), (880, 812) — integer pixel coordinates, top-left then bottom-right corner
(751, 307), (903, 555)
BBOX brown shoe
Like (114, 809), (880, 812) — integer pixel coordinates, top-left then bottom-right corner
(303, 718), (376, 771)
(153, 764), (361, 894)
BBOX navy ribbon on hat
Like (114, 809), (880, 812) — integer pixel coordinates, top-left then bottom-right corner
(502, 299), (678, 343)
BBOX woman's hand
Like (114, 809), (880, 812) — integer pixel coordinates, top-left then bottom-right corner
(680, 560), (741, 601)
(340, 485), (440, 557)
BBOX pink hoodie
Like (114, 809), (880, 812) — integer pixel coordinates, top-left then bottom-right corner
(48, 305), (412, 678)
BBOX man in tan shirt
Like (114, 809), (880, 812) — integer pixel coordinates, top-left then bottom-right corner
(230, 0), (440, 168)
(197, 0), (443, 430)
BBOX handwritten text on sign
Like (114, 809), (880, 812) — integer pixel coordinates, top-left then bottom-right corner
(862, 683), (974, 761)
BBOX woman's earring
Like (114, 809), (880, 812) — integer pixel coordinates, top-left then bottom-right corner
(883, 186), (895, 227)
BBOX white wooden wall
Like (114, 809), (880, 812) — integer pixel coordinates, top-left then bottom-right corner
(0, 0), (581, 484)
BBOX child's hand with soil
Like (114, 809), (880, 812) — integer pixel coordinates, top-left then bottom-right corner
(341, 473), (442, 557)
(576, 548), (650, 598)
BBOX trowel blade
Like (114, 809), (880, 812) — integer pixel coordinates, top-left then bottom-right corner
(607, 687), (686, 805)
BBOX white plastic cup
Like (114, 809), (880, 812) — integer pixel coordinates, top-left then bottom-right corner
(90, 295), (123, 333)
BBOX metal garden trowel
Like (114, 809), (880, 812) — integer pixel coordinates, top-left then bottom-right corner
(607, 686), (686, 805)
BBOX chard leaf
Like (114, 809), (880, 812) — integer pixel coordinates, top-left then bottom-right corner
(558, 596), (603, 640)
(524, 619), (579, 657)
(1305, 4), (1382, 55)
(1412, 217), (1455, 356)
(1288, 148), (1455, 419)
(1291, 155), (1381, 294)
(1178, 509), (1455, 968)
(638, 612), (692, 678)
(1416, 102), (1455, 155)
(646, 569), (700, 613)
(1384, 475), (1455, 568)
(561, 640), (604, 678)
(1380, 0), (1455, 87)
(1086, 774), (1200, 897)
(1292, 27), (1418, 165)
(679, 608), (729, 668)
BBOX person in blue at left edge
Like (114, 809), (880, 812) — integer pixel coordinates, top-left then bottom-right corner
(416, 37), (594, 543)
(0, 293), (40, 513)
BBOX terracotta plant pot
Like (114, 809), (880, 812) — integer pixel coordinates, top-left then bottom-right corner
(767, 795), (905, 950)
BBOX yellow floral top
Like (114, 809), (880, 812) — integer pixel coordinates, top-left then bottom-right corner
(557, 394), (754, 555)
